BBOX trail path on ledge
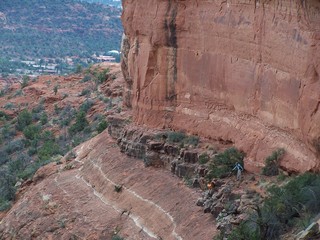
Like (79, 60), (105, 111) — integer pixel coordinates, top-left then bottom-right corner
(0, 131), (217, 240)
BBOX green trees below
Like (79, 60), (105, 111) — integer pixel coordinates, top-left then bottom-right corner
(217, 173), (320, 240)
(16, 110), (32, 131)
(0, 0), (122, 59)
(69, 111), (89, 135)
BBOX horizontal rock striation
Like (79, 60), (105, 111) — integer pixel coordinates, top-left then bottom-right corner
(121, 0), (320, 172)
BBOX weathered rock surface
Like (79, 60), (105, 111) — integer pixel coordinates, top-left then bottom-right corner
(121, 0), (320, 173)
(0, 131), (217, 239)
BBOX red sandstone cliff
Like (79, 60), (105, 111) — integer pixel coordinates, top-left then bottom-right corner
(121, 0), (320, 173)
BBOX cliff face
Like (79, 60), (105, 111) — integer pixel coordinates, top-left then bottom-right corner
(121, 0), (320, 172)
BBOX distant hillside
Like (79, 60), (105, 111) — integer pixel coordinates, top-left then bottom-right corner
(0, 0), (122, 59)
(81, 0), (122, 8)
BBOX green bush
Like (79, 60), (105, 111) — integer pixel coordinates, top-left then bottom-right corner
(23, 124), (41, 140)
(0, 150), (9, 165)
(97, 119), (108, 133)
(53, 85), (58, 95)
(79, 88), (91, 97)
(32, 104), (44, 114)
(0, 169), (16, 203)
(5, 139), (25, 154)
(69, 111), (88, 135)
(21, 75), (30, 88)
(206, 147), (244, 179)
(199, 153), (210, 164)
(74, 64), (82, 74)
(167, 131), (186, 143)
(111, 235), (124, 240)
(224, 173), (320, 240)
(93, 68), (109, 84)
(58, 105), (76, 127)
(79, 99), (94, 113)
(41, 130), (55, 141)
(40, 112), (48, 125)
(0, 111), (10, 120)
(16, 109), (32, 131)
(262, 149), (285, 176)
(13, 89), (23, 97)
(4, 102), (15, 109)
(80, 74), (91, 83)
(0, 198), (11, 212)
(1, 123), (16, 139)
(38, 140), (60, 162)
(185, 135), (199, 146)
(165, 131), (199, 147)
(54, 104), (61, 114)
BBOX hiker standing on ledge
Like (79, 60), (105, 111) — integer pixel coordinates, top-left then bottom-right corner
(233, 162), (244, 181)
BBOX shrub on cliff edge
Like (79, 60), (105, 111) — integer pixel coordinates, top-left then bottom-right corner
(206, 147), (244, 179)
(262, 148), (285, 176)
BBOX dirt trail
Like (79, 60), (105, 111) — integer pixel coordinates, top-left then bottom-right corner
(0, 131), (217, 239)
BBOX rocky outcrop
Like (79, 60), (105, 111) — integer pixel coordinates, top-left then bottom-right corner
(112, 125), (203, 177)
(196, 178), (263, 236)
(121, 0), (320, 173)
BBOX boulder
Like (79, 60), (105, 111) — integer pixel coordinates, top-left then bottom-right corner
(181, 151), (198, 163)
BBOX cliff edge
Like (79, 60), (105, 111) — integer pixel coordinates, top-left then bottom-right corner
(121, 0), (320, 172)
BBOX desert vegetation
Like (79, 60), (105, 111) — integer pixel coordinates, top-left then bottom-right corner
(0, 65), (120, 211)
(215, 173), (320, 240)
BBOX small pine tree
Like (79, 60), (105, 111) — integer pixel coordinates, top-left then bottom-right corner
(54, 85), (58, 95)
(68, 111), (88, 135)
(21, 75), (30, 88)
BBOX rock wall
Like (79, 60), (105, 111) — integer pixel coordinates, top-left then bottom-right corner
(121, 0), (320, 172)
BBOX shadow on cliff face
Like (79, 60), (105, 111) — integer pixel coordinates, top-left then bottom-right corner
(164, 1), (178, 102)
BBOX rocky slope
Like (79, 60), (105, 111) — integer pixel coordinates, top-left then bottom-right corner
(0, 131), (217, 239)
(0, 64), (224, 239)
(121, 0), (320, 173)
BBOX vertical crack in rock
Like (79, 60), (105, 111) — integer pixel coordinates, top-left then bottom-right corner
(121, 33), (132, 108)
(164, 0), (178, 102)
